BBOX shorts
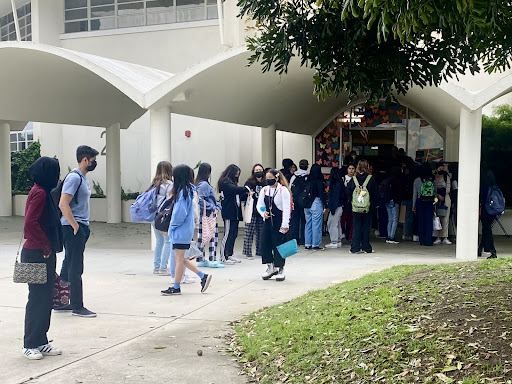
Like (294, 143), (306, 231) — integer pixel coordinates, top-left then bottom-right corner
(173, 243), (191, 250)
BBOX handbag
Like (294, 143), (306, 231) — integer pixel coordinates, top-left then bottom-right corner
(155, 197), (175, 233)
(13, 233), (47, 285)
(53, 273), (70, 309)
(185, 241), (203, 260)
(437, 205), (448, 217)
(244, 188), (254, 224)
(200, 201), (217, 245)
(276, 239), (299, 259)
(433, 215), (442, 231)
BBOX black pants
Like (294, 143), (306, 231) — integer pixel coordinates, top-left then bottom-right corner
(480, 210), (496, 254)
(261, 220), (287, 268)
(22, 249), (56, 349)
(61, 223), (90, 310)
(417, 199), (434, 246)
(378, 204), (388, 238)
(291, 204), (306, 245)
(351, 212), (372, 253)
(221, 219), (239, 259)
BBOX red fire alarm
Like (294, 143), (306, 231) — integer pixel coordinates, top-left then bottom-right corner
(185, 130), (191, 137)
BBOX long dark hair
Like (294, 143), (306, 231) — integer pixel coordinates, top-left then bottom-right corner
(483, 169), (497, 187)
(171, 164), (193, 201)
(328, 167), (342, 186)
(195, 163), (212, 185)
(217, 164), (241, 191)
(247, 163), (264, 184)
(309, 164), (324, 181)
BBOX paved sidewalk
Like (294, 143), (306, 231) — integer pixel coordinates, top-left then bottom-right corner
(0, 217), (507, 384)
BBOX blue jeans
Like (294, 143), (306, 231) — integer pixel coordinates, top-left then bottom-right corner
(402, 200), (413, 237)
(305, 198), (323, 247)
(386, 201), (399, 240)
(152, 223), (171, 270)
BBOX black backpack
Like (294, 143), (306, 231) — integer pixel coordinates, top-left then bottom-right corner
(50, 170), (83, 217)
(298, 179), (314, 209)
(291, 175), (307, 200)
(378, 177), (393, 204)
(154, 197), (175, 232)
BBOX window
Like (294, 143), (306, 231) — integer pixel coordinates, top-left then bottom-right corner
(64, 0), (218, 33)
(10, 124), (34, 152)
(0, 2), (32, 41)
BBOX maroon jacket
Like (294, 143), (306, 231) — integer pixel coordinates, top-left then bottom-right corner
(23, 184), (52, 255)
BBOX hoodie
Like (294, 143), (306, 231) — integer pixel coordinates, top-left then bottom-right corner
(290, 169), (308, 186)
(168, 184), (196, 245)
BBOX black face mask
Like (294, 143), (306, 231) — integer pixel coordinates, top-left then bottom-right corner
(87, 160), (97, 172)
(254, 171), (264, 179)
(267, 179), (277, 186)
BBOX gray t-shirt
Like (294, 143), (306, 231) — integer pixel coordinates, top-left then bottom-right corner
(60, 169), (91, 226)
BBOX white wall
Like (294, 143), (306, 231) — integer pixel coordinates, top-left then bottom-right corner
(276, 131), (313, 169)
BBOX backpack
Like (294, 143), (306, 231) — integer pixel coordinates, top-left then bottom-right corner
(486, 186), (505, 216)
(50, 170), (83, 217)
(291, 175), (307, 200)
(351, 175), (372, 213)
(154, 197), (175, 232)
(420, 179), (435, 202)
(130, 187), (158, 223)
(298, 178), (314, 209)
(378, 177), (393, 204)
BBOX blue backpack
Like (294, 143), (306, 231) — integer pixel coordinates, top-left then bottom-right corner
(130, 188), (158, 223)
(486, 186), (505, 216)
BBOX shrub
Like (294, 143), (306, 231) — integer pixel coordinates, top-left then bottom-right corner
(11, 141), (41, 194)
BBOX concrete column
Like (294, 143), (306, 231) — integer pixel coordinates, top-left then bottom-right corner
(456, 107), (482, 260)
(106, 123), (121, 224)
(261, 124), (276, 169)
(0, 123), (12, 216)
(445, 125), (460, 162)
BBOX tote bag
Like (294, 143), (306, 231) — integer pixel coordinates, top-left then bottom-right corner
(244, 188), (254, 224)
(201, 201), (217, 245)
(433, 215), (442, 231)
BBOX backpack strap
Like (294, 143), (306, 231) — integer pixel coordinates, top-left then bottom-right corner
(352, 176), (361, 188)
(362, 174), (372, 188)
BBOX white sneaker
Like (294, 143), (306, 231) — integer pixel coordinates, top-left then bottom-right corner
(325, 242), (339, 249)
(159, 268), (170, 276)
(37, 344), (62, 356)
(375, 230), (380, 237)
(223, 258), (236, 265)
(433, 238), (442, 245)
(22, 348), (43, 360)
(413, 235), (419, 242)
(442, 239), (452, 245)
(262, 264), (277, 280)
(228, 256), (241, 264)
(181, 274), (196, 284)
(275, 267), (285, 282)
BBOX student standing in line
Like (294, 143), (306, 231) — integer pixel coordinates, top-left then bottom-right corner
(195, 163), (223, 268)
(161, 164), (212, 295)
(346, 160), (379, 254)
(413, 162), (436, 246)
(218, 164), (251, 265)
(257, 169), (292, 281)
(56, 145), (98, 318)
(290, 159), (309, 245)
(479, 169), (499, 259)
(304, 164), (327, 250)
(325, 167), (345, 249)
(243, 164), (265, 260)
(433, 162), (452, 245)
(340, 163), (355, 242)
(21, 157), (63, 360)
(400, 161), (415, 241)
(280, 158), (294, 182)
(385, 166), (402, 244)
(148, 161), (173, 275)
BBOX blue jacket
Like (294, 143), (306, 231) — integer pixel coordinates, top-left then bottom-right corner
(168, 185), (195, 245)
(197, 181), (221, 217)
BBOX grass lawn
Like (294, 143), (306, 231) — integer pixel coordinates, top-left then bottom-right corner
(230, 259), (512, 383)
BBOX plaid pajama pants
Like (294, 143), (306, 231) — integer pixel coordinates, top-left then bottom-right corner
(242, 213), (263, 257)
(197, 220), (219, 262)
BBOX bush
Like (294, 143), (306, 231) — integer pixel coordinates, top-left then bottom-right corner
(121, 187), (140, 201)
(91, 180), (105, 198)
(11, 141), (41, 194)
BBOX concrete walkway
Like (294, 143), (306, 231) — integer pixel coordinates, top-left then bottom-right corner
(1, 217), (508, 384)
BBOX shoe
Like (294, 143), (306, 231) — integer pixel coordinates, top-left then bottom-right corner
(22, 348), (43, 360)
(37, 344), (62, 356)
(402, 235), (412, 241)
(223, 258), (236, 265)
(442, 239), (452, 245)
(275, 267), (285, 282)
(196, 261), (210, 268)
(349, 249), (362, 254)
(53, 304), (73, 312)
(229, 256), (242, 263)
(200, 274), (212, 293)
(363, 250), (375, 253)
(433, 238), (442, 245)
(386, 239), (400, 244)
(161, 286), (181, 295)
(153, 268), (160, 274)
(158, 268), (170, 276)
(181, 274), (196, 284)
(262, 264), (278, 280)
(72, 307), (97, 318)
(244, 255), (255, 260)
(487, 254), (498, 259)
(413, 235), (420, 242)
(312, 246), (324, 251)
(209, 261), (225, 268)
(325, 242), (339, 249)
(304, 246), (312, 250)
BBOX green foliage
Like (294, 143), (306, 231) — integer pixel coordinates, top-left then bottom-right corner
(91, 180), (105, 198)
(121, 187), (140, 201)
(11, 141), (41, 194)
(238, 0), (512, 102)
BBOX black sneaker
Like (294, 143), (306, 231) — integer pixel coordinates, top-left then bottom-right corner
(53, 304), (73, 312)
(72, 307), (97, 318)
(200, 274), (212, 293)
(161, 287), (181, 295)
(304, 246), (312, 250)
(312, 246), (324, 251)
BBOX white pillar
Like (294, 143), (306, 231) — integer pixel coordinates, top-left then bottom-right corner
(261, 124), (276, 169)
(106, 123), (121, 224)
(445, 125), (460, 162)
(0, 123), (12, 216)
(456, 107), (482, 260)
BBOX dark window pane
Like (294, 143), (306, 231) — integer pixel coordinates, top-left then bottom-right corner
(207, 5), (218, 19)
(91, 5), (115, 17)
(26, 15), (31, 24)
(1, 27), (7, 36)
(11, 143), (17, 151)
(7, 13), (13, 23)
(8, 24), (15, 33)
(26, 34), (31, 41)
(65, 0), (87, 9)
(91, 0), (114, 5)
(20, 142), (26, 150)
(207, 0), (216, 5)
(90, 17), (115, 30)
(8, 32), (16, 40)
(65, 20), (88, 33)
(117, 14), (145, 27)
(118, 2), (144, 15)
(147, 0), (173, 11)
(19, 18), (25, 28)
(25, 3), (31, 14)
(65, 8), (88, 21)
(177, 0), (202, 6)
(147, 11), (175, 24)
(10, 133), (16, 141)
(0, 15), (8, 27)
(26, 25), (31, 34)
(17, 6), (25, 18)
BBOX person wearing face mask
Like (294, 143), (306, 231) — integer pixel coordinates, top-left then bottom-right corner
(243, 164), (266, 260)
(257, 169), (292, 281)
(433, 162), (452, 245)
(290, 159), (309, 245)
(218, 164), (251, 265)
(55, 145), (99, 318)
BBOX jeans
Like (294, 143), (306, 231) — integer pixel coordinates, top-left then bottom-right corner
(327, 206), (343, 242)
(304, 198), (323, 247)
(417, 199), (434, 246)
(152, 223), (171, 270)
(351, 212), (372, 253)
(61, 223), (90, 310)
(22, 249), (55, 348)
(386, 201), (399, 240)
(402, 200), (413, 237)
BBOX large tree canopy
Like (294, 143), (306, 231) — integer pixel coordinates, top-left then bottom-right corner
(237, 0), (512, 101)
